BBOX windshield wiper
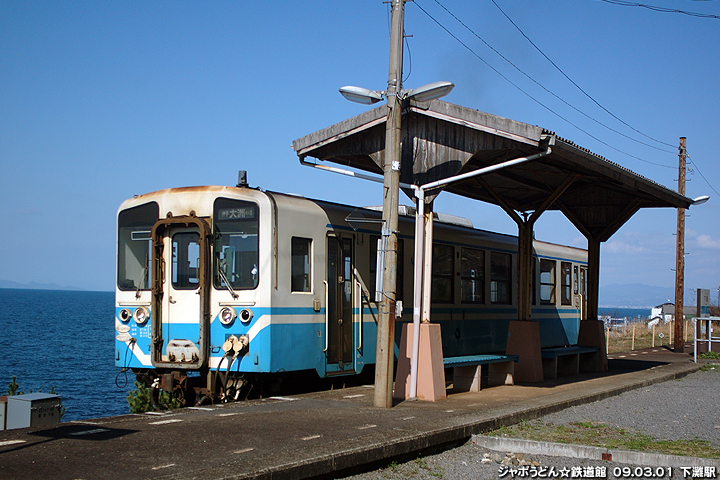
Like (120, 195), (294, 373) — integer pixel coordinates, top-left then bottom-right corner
(135, 254), (149, 299)
(217, 266), (239, 299)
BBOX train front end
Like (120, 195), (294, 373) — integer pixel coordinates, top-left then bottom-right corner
(115, 186), (271, 405)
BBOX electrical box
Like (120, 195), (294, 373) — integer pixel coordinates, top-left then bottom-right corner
(6, 393), (62, 430)
(0, 396), (6, 430)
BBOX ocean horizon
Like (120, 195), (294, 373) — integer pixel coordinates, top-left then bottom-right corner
(0, 288), (129, 422)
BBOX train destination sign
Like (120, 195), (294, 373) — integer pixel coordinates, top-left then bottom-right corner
(218, 207), (255, 220)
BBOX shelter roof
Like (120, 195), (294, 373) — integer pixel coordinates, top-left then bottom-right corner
(293, 100), (691, 242)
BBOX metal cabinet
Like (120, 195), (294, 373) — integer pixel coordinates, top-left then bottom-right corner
(6, 393), (62, 430)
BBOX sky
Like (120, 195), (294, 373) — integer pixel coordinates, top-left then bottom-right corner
(1, 0), (718, 304)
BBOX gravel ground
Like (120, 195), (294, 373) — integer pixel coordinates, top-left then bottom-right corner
(534, 368), (720, 446)
(342, 368), (720, 480)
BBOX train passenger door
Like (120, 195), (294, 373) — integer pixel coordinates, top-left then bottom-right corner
(151, 216), (210, 368)
(326, 234), (355, 373)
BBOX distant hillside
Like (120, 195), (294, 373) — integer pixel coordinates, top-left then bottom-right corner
(599, 283), (673, 308)
(0, 280), (84, 291)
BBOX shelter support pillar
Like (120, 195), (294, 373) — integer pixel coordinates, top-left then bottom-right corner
(394, 200), (446, 401)
(506, 220), (544, 382)
(586, 237), (600, 322)
(421, 203), (434, 323)
(516, 219), (534, 321)
(394, 323), (446, 401)
(577, 236), (608, 371)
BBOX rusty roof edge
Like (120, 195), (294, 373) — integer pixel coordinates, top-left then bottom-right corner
(549, 132), (692, 208)
(292, 104), (387, 155)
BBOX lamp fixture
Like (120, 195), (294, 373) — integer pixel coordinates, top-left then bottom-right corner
(339, 86), (384, 105)
(692, 195), (710, 206)
(404, 81), (455, 103)
(339, 81), (454, 105)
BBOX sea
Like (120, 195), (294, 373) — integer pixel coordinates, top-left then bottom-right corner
(0, 288), (129, 422)
(598, 307), (651, 321)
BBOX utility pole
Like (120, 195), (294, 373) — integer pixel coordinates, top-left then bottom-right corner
(674, 137), (686, 352)
(374, 0), (404, 408)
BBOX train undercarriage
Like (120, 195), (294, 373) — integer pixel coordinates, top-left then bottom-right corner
(130, 364), (377, 410)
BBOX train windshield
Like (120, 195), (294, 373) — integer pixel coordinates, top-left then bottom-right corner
(213, 197), (259, 290)
(117, 202), (158, 291)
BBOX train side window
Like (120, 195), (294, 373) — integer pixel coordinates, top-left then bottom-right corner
(540, 259), (556, 305)
(461, 247), (484, 303)
(432, 243), (454, 303)
(291, 237), (312, 292)
(490, 252), (512, 304)
(370, 235), (403, 302)
(117, 201), (158, 291)
(561, 262), (572, 305)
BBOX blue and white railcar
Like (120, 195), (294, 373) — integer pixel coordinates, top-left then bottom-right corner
(115, 179), (587, 403)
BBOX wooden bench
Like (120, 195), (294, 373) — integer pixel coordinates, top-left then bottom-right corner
(541, 346), (599, 379)
(443, 354), (519, 392)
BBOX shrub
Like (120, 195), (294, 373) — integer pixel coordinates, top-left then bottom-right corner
(126, 380), (181, 414)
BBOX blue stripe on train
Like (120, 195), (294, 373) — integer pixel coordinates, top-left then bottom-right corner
(115, 305), (581, 373)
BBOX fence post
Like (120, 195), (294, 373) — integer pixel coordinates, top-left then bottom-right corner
(652, 324), (656, 347)
(606, 325), (610, 354)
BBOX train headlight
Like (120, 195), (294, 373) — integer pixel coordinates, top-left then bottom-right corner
(119, 308), (132, 322)
(219, 307), (237, 325)
(134, 306), (149, 325)
(239, 308), (253, 324)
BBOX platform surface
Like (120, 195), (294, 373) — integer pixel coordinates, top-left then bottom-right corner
(0, 347), (703, 480)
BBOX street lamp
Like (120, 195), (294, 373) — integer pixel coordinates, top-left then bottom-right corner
(339, 81), (454, 105)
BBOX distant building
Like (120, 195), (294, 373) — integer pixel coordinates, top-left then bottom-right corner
(650, 303), (696, 323)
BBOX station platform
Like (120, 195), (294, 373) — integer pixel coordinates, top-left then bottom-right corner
(0, 347), (702, 480)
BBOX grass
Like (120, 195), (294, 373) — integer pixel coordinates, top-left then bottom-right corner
(700, 363), (720, 372)
(699, 351), (720, 360)
(365, 455), (444, 479)
(487, 420), (720, 459)
(605, 321), (678, 353)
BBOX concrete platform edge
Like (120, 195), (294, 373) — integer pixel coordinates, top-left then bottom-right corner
(474, 435), (720, 468)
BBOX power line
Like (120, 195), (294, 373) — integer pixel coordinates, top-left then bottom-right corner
(686, 152), (720, 197)
(597, 0), (720, 19)
(434, 0), (675, 154)
(414, 0), (676, 168)
(490, 0), (677, 152)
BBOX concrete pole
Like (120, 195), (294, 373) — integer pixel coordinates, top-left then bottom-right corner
(408, 190), (425, 400)
(374, 0), (404, 408)
(421, 204), (434, 323)
(674, 137), (686, 353)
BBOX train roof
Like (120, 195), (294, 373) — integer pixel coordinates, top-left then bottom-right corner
(118, 185), (585, 253)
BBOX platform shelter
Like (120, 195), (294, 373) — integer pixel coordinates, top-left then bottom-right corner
(292, 99), (692, 386)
